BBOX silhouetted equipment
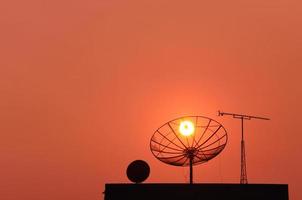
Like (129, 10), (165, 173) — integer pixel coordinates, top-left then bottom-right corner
(104, 183), (289, 200)
(126, 160), (150, 183)
(218, 111), (270, 184)
(150, 116), (227, 184)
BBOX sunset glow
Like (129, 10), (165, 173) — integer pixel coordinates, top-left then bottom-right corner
(179, 120), (195, 136)
(1, 0), (300, 199)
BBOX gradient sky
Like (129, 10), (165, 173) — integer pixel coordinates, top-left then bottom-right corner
(1, 0), (301, 199)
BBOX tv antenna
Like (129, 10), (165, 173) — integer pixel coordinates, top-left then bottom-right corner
(150, 116), (228, 184)
(218, 111), (270, 184)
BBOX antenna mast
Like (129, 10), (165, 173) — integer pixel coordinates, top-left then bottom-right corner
(218, 111), (270, 184)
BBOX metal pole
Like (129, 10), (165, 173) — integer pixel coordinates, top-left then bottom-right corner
(190, 157), (193, 184)
(240, 117), (248, 184)
(241, 117), (244, 140)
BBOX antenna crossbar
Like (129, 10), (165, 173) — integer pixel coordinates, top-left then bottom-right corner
(218, 111), (270, 121)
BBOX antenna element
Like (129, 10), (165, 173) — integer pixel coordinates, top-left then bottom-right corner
(218, 111), (270, 184)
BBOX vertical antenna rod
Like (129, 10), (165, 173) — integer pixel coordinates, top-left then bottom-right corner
(218, 111), (270, 184)
(189, 157), (193, 184)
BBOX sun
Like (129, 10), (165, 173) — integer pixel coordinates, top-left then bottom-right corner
(179, 120), (195, 136)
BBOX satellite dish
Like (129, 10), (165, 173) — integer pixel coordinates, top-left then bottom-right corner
(126, 160), (150, 183)
(150, 116), (227, 184)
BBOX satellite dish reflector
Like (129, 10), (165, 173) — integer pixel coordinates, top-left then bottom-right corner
(126, 160), (150, 183)
(150, 116), (228, 183)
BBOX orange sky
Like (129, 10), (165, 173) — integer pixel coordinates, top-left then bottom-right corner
(1, 0), (301, 199)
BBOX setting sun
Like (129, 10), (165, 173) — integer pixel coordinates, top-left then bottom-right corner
(179, 120), (195, 136)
